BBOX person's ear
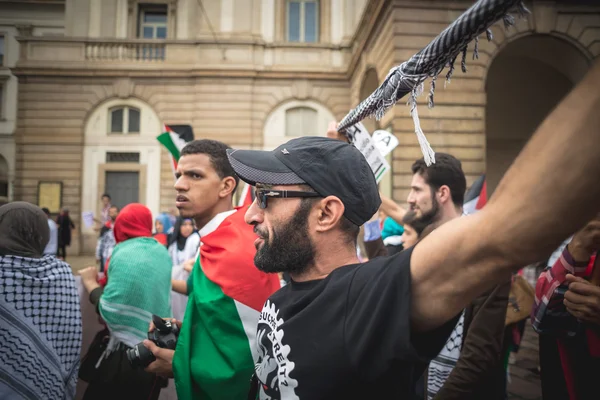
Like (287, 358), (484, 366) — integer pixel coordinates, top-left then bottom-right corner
(219, 177), (237, 198)
(315, 196), (345, 233)
(438, 185), (452, 204)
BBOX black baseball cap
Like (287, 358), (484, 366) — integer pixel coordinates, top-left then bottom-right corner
(226, 137), (381, 226)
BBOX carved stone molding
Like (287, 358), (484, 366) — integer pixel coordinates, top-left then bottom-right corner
(113, 78), (135, 99)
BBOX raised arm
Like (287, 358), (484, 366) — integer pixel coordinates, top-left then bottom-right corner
(410, 59), (600, 332)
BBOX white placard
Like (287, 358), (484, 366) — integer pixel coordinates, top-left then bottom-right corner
(81, 211), (95, 229)
(372, 130), (399, 157)
(345, 122), (390, 183)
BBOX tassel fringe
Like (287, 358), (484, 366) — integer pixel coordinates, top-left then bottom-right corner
(409, 84), (436, 166)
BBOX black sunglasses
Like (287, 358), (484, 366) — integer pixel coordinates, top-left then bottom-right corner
(255, 189), (321, 209)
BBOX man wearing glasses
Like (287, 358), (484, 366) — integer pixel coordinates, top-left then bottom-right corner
(226, 60), (600, 399)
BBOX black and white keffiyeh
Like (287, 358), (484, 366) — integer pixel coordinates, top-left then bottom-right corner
(0, 254), (82, 400)
(338, 0), (530, 165)
(427, 311), (465, 399)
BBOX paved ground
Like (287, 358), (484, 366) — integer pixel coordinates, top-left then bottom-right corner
(507, 324), (542, 400)
(69, 255), (543, 399)
(68, 255), (97, 273)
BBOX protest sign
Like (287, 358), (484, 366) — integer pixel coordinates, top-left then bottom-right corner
(372, 130), (399, 157)
(344, 122), (390, 183)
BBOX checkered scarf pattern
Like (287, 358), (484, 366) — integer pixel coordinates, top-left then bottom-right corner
(338, 0), (530, 165)
(0, 254), (82, 400)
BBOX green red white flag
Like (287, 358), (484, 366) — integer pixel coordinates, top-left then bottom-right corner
(172, 207), (280, 399)
(157, 124), (194, 177)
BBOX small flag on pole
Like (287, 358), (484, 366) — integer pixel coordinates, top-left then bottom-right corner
(157, 124), (195, 178)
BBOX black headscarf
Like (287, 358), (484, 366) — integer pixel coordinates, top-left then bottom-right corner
(168, 217), (195, 251)
(0, 202), (50, 258)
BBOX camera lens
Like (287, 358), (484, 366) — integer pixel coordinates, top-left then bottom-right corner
(126, 342), (156, 369)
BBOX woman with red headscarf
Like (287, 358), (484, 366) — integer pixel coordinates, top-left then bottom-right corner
(79, 203), (173, 400)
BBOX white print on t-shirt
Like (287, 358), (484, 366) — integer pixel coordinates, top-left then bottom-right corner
(255, 300), (299, 400)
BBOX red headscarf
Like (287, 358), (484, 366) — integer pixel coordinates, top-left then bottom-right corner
(98, 203), (154, 287)
(113, 203), (153, 244)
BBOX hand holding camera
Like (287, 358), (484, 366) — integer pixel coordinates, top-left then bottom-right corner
(126, 315), (181, 377)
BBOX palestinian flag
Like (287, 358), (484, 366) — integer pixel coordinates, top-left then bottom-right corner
(463, 174), (487, 215)
(157, 124), (195, 177)
(172, 207), (280, 400)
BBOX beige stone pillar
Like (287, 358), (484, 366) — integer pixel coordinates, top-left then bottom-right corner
(115, 0), (128, 38)
(88, 0), (101, 37)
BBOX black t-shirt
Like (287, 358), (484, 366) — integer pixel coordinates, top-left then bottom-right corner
(253, 247), (459, 400)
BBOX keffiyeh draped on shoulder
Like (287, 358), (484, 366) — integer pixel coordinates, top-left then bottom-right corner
(0, 254), (82, 400)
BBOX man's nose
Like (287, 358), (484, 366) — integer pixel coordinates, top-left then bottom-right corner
(174, 176), (188, 191)
(245, 199), (264, 226)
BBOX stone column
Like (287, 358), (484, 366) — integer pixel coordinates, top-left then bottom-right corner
(115, 0), (128, 38)
(88, 0), (102, 38)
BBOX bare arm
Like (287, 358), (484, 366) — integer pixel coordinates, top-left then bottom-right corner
(379, 193), (407, 225)
(410, 59), (600, 332)
(171, 279), (188, 295)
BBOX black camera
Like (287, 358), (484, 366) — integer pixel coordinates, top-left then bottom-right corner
(126, 314), (180, 369)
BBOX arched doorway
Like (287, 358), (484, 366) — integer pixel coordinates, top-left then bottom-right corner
(80, 97), (162, 253)
(485, 35), (590, 194)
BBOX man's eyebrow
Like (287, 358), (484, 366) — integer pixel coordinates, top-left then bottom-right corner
(182, 168), (204, 175)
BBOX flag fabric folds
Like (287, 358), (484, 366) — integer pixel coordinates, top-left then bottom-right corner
(172, 207), (280, 400)
(463, 174), (487, 215)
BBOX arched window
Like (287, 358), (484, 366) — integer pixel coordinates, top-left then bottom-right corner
(109, 106), (141, 134)
(263, 100), (335, 150)
(285, 106), (318, 137)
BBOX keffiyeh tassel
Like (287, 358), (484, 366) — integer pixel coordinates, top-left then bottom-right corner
(409, 84), (436, 166)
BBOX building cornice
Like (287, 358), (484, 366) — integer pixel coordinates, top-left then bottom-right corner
(10, 0), (392, 82)
(13, 66), (348, 81)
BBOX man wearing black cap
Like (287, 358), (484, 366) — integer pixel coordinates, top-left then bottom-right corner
(228, 60), (600, 399)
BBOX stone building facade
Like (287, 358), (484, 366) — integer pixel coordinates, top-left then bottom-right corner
(1, 0), (599, 254)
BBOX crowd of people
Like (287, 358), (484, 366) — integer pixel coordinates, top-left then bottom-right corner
(0, 58), (599, 400)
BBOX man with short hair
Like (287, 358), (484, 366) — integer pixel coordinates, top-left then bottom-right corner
(42, 207), (58, 256)
(407, 154), (509, 400)
(408, 154), (465, 226)
(143, 139), (280, 399)
(224, 60), (600, 399)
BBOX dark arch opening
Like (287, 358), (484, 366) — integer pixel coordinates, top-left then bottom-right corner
(485, 34), (590, 194)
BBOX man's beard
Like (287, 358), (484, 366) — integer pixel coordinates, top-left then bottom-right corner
(254, 200), (316, 275)
(415, 189), (441, 227)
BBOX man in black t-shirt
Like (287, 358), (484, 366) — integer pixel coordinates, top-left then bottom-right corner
(226, 61), (600, 400)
